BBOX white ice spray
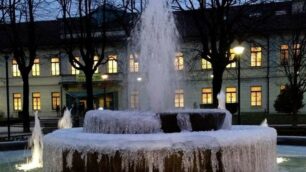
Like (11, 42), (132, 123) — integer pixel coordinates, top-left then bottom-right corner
(261, 118), (268, 127)
(217, 91), (226, 110)
(16, 111), (43, 171)
(58, 108), (72, 129)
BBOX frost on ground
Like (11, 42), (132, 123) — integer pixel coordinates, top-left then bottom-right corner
(44, 126), (277, 172)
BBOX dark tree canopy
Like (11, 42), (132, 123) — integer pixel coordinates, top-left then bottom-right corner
(274, 85), (304, 114)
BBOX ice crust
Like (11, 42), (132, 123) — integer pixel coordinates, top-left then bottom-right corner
(83, 110), (162, 134)
(43, 126), (277, 172)
(83, 109), (232, 134)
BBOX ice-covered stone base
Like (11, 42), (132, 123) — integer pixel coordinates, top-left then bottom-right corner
(43, 126), (277, 172)
(83, 109), (231, 134)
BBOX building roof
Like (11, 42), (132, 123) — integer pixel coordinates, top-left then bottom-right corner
(0, 1), (305, 49)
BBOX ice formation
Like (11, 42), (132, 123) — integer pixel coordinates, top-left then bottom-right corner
(261, 118), (269, 127)
(16, 111), (43, 171)
(217, 91), (226, 110)
(83, 110), (162, 134)
(83, 109), (231, 134)
(44, 126), (277, 172)
(58, 108), (72, 129)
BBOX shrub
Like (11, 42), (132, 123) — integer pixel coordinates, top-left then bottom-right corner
(274, 85), (304, 114)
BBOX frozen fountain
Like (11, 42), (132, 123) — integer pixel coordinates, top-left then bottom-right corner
(16, 111), (43, 171)
(43, 0), (277, 171)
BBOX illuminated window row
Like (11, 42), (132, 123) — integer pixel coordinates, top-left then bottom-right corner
(71, 55), (118, 75)
(12, 92), (60, 111)
(201, 86), (262, 107)
(129, 86), (263, 109)
(12, 58), (61, 77)
(201, 47), (263, 69)
(129, 89), (185, 109)
(280, 44), (301, 63)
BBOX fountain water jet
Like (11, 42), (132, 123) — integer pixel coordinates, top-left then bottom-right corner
(129, 0), (180, 111)
(16, 111), (43, 171)
(58, 108), (72, 129)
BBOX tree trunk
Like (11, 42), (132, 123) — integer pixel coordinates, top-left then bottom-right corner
(85, 72), (94, 111)
(22, 74), (30, 132)
(292, 87), (298, 127)
(212, 67), (225, 108)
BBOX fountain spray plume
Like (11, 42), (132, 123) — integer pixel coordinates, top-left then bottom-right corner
(129, 0), (180, 111)
(217, 90), (233, 129)
(58, 108), (72, 129)
(16, 111), (43, 171)
(217, 91), (226, 110)
(261, 118), (268, 127)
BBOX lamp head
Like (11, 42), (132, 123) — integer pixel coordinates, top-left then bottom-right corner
(233, 46), (245, 56)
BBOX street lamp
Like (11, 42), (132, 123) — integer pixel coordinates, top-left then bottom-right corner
(233, 46), (245, 125)
(4, 55), (10, 139)
(101, 74), (109, 80)
(137, 77), (142, 82)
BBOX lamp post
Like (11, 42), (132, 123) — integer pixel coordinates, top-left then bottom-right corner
(233, 46), (245, 125)
(5, 55), (10, 139)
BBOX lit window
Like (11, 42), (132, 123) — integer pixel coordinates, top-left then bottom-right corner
(32, 92), (41, 110)
(174, 89), (184, 108)
(226, 87), (237, 103)
(251, 86), (262, 107)
(130, 91), (139, 109)
(201, 59), (212, 69)
(226, 49), (236, 68)
(175, 53), (184, 70)
(32, 58), (40, 76)
(13, 93), (22, 111)
(280, 45), (289, 63)
(12, 60), (20, 77)
(129, 54), (139, 73)
(251, 47), (262, 67)
(51, 58), (60, 76)
(293, 44), (301, 57)
(107, 55), (118, 73)
(72, 57), (80, 75)
(51, 92), (60, 110)
(202, 88), (212, 104)
(94, 56), (99, 74)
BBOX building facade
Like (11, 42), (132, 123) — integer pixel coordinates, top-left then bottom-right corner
(1, 0), (306, 117)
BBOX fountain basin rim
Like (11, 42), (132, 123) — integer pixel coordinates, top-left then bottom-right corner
(44, 126), (276, 152)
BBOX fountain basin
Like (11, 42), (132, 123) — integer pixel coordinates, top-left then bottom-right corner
(43, 126), (277, 172)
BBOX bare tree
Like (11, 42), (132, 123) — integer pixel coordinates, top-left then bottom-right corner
(57, 0), (140, 110)
(274, 12), (306, 123)
(173, 0), (272, 107)
(0, 0), (44, 132)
